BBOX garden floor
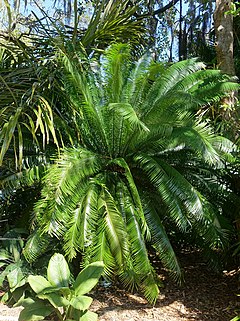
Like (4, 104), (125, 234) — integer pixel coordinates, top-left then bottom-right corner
(0, 251), (239, 321)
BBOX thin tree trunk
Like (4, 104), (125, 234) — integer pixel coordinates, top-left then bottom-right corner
(178, 0), (183, 60)
(214, 0), (240, 238)
(213, 0), (238, 141)
(214, 0), (235, 76)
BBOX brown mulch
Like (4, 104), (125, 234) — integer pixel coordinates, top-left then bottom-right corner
(90, 252), (240, 321)
(0, 251), (239, 321)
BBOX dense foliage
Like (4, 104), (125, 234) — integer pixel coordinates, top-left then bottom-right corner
(18, 255), (104, 321)
(0, 0), (239, 308)
(11, 43), (236, 302)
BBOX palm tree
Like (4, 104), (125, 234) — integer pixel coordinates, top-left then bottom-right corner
(22, 43), (239, 302)
(0, 0), (146, 200)
(0, 0), (146, 167)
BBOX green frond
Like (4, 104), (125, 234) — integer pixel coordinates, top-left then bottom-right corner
(139, 59), (205, 119)
(86, 220), (116, 278)
(118, 182), (159, 303)
(34, 148), (105, 236)
(103, 101), (149, 156)
(206, 135), (237, 164)
(143, 197), (182, 282)
(155, 58), (206, 95)
(108, 102), (149, 133)
(23, 229), (51, 263)
(0, 163), (48, 196)
(112, 158), (150, 238)
(59, 50), (109, 153)
(103, 43), (132, 103)
(193, 201), (230, 249)
(132, 123), (174, 154)
(170, 121), (227, 165)
(192, 80), (240, 105)
(99, 187), (129, 267)
(81, 0), (145, 52)
(63, 182), (100, 260)
(126, 55), (151, 104)
(134, 153), (198, 231)
(0, 107), (22, 166)
(130, 61), (164, 114)
(142, 91), (194, 125)
(141, 275), (160, 305)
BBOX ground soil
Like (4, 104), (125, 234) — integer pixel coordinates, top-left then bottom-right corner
(0, 251), (239, 321)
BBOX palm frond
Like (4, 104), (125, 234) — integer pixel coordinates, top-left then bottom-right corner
(111, 158), (150, 238)
(34, 147), (105, 236)
(103, 43), (132, 103)
(23, 229), (51, 263)
(81, 0), (145, 53)
(99, 187), (129, 268)
(63, 182), (100, 259)
(139, 59), (205, 119)
(86, 217), (116, 278)
(117, 181), (159, 303)
(134, 153), (192, 231)
(143, 197), (182, 282)
(108, 103), (149, 133)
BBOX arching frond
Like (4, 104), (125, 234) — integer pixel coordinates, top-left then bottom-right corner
(99, 187), (129, 268)
(23, 229), (51, 263)
(117, 181), (159, 304)
(63, 182), (100, 259)
(143, 196), (182, 282)
(34, 148), (105, 236)
(134, 153), (194, 231)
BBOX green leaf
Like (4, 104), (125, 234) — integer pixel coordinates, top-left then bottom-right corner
(7, 266), (24, 290)
(12, 285), (27, 306)
(37, 292), (70, 308)
(73, 261), (104, 296)
(70, 295), (93, 311)
(47, 253), (70, 287)
(101, 188), (129, 266)
(28, 275), (53, 294)
(80, 310), (98, 321)
(0, 249), (10, 261)
(0, 107), (22, 166)
(14, 297), (35, 308)
(18, 300), (54, 321)
(41, 286), (71, 296)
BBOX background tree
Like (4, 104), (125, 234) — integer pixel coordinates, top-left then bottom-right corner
(214, 0), (235, 76)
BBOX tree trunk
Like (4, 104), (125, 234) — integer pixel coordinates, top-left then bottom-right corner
(213, 0), (239, 141)
(214, 0), (235, 76)
(214, 0), (240, 239)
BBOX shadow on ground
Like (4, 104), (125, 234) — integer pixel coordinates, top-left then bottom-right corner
(91, 252), (239, 321)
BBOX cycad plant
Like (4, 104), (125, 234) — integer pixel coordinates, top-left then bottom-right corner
(20, 44), (239, 302)
(0, 0), (146, 226)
